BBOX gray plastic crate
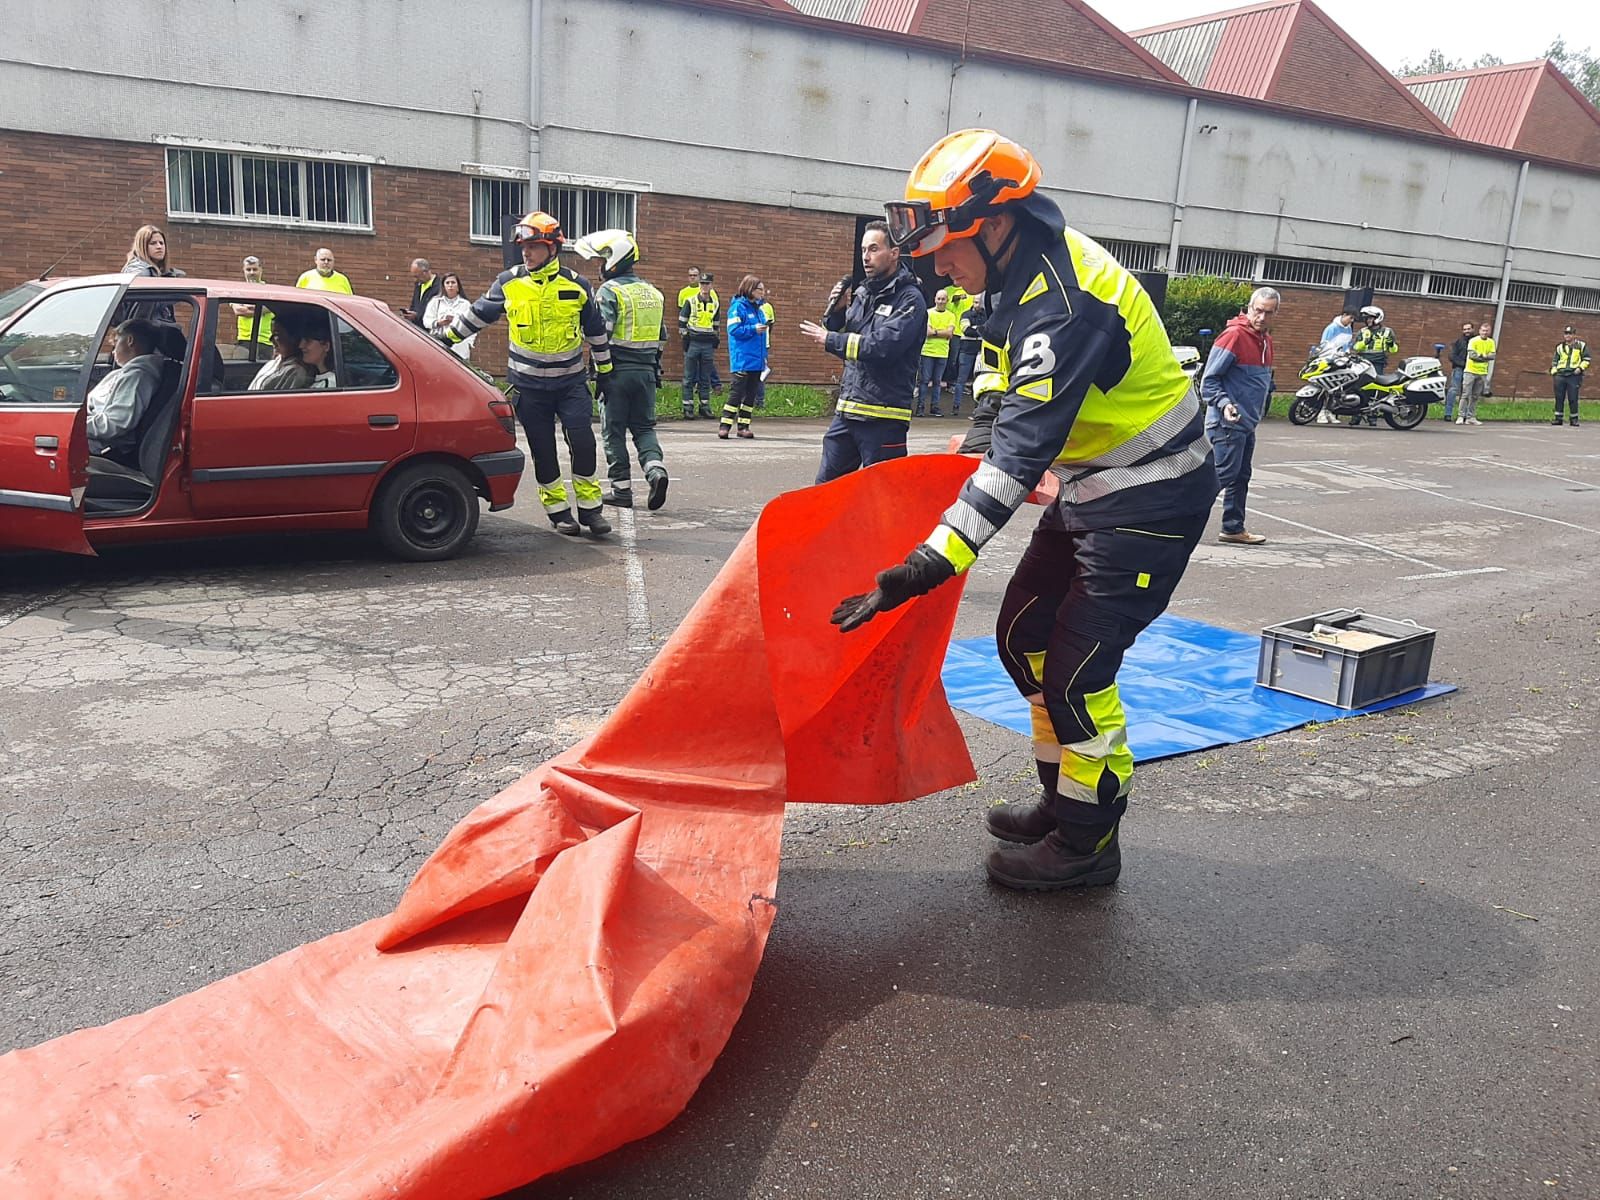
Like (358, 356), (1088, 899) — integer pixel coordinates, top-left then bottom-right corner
(1256, 608), (1436, 709)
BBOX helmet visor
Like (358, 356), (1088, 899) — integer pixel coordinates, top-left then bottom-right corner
(513, 223), (559, 245)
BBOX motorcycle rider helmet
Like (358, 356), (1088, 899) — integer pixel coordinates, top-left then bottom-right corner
(511, 211), (565, 249)
(572, 228), (639, 279)
(884, 129), (1044, 257)
(1359, 304), (1385, 326)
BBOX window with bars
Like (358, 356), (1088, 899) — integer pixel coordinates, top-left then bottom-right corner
(1097, 239), (1165, 273)
(1350, 266), (1424, 294)
(1175, 247), (1254, 280)
(1565, 286), (1600, 314)
(1427, 272), (1495, 301)
(468, 177), (639, 244)
(1506, 281), (1558, 308)
(166, 147), (370, 229)
(1260, 257), (1342, 287)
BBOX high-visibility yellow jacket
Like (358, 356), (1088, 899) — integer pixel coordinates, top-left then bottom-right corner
(595, 271), (664, 371)
(447, 258), (611, 388)
(1553, 340), (1591, 375)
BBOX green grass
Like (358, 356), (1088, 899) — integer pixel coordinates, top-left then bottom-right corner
(653, 382), (835, 420)
(1265, 395), (1585, 423)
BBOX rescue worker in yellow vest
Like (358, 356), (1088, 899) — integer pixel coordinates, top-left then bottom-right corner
(680, 274), (720, 419)
(441, 211), (613, 536)
(833, 129), (1217, 891)
(1551, 325), (1590, 426)
(574, 228), (670, 511)
(942, 284), (973, 395)
(231, 255), (273, 350)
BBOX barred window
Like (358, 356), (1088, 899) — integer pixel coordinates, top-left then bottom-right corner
(1098, 240), (1165, 273)
(1427, 272), (1495, 301)
(1260, 257), (1342, 287)
(539, 185), (636, 241)
(166, 147), (370, 229)
(1175, 247), (1254, 280)
(1351, 266), (1424, 294)
(1506, 281), (1558, 308)
(469, 177), (530, 242)
(1565, 286), (1600, 314)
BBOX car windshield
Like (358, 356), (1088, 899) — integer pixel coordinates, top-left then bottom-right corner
(0, 282), (45, 326)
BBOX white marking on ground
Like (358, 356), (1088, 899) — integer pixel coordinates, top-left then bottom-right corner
(1397, 566), (1508, 581)
(1317, 460), (1600, 535)
(616, 506), (653, 652)
(1444, 456), (1595, 488)
(1240, 508), (1442, 569)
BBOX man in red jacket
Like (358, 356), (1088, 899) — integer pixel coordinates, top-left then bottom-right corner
(1201, 288), (1279, 545)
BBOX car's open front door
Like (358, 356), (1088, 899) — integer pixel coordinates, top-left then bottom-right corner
(0, 404), (92, 555)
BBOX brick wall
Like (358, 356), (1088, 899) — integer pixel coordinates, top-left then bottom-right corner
(1, 127), (1591, 396)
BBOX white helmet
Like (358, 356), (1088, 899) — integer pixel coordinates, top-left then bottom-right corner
(1360, 304), (1385, 325)
(571, 228), (640, 277)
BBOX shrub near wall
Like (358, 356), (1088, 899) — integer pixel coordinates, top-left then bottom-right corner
(1164, 275), (1253, 345)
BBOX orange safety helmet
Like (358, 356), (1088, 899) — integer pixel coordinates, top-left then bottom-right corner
(884, 129), (1043, 256)
(511, 210), (565, 248)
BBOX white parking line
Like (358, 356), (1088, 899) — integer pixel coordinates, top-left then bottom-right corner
(1317, 460), (1600, 535)
(1437, 456), (1596, 488)
(1397, 567), (1508, 581)
(1244, 508), (1442, 569)
(615, 507), (653, 652)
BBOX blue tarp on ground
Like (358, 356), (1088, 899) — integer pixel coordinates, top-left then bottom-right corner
(942, 613), (1455, 763)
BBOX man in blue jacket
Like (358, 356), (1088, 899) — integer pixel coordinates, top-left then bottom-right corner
(800, 220), (928, 483)
(1202, 287), (1279, 546)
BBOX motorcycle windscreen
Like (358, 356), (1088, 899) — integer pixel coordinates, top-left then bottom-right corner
(0, 404), (93, 555)
(0, 454), (979, 1199)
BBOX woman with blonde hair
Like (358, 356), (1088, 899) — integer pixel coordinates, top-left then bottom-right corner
(123, 225), (184, 278)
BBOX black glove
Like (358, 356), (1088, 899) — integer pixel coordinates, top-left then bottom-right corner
(957, 389), (1002, 454)
(831, 544), (957, 633)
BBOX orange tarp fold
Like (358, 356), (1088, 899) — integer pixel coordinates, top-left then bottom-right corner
(0, 455), (979, 1199)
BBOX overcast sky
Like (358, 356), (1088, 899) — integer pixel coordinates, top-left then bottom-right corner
(1090, 0), (1582, 73)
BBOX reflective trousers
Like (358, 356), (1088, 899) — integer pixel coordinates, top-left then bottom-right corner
(515, 378), (602, 516)
(1554, 373), (1583, 419)
(995, 509), (1208, 833)
(722, 371), (760, 430)
(600, 369), (664, 486)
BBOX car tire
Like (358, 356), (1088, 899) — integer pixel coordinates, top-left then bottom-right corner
(371, 460), (480, 561)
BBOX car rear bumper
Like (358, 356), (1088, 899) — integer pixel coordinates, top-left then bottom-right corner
(473, 449), (525, 511)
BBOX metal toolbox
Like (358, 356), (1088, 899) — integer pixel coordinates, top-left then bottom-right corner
(1256, 608), (1436, 708)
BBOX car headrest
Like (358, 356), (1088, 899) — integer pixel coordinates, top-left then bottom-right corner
(154, 322), (188, 362)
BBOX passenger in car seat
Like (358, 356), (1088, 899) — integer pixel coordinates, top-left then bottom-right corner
(300, 328), (337, 389)
(86, 319), (165, 459)
(249, 324), (316, 391)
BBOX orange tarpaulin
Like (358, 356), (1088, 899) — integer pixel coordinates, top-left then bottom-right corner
(0, 455), (979, 1199)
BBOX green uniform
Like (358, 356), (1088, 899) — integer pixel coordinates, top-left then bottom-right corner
(595, 270), (667, 493)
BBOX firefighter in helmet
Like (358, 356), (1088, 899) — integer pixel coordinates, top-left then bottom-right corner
(441, 211), (613, 536)
(832, 129), (1218, 891)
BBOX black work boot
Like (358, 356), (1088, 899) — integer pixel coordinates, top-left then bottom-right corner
(646, 468), (669, 512)
(578, 506), (613, 537)
(985, 795), (1058, 844)
(985, 824), (1121, 892)
(550, 510), (582, 537)
(603, 486), (634, 508)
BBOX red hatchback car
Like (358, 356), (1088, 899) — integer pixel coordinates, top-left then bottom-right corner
(0, 275), (523, 560)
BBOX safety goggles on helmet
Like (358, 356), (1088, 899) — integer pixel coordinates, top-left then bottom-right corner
(512, 213), (564, 247)
(884, 171), (1016, 256)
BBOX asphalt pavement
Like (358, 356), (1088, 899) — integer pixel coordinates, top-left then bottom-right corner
(2, 412), (1596, 1199)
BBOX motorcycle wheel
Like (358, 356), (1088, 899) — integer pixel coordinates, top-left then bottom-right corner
(1383, 401), (1428, 430)
(1288, 395), (1322, 425)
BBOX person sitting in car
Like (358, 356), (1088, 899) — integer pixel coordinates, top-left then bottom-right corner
(248, 323), (315, 391)
(86, 319), (164, 462)
(300, 327), (337, 389)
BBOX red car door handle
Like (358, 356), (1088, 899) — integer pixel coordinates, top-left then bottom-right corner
(34, 435), (59, 452)
(368, 414), (400, 428)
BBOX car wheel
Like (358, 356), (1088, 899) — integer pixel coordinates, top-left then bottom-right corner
(372, 461), (480, 561)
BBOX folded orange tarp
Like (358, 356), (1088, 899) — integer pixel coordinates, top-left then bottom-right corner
(0, 455), (979, 1199)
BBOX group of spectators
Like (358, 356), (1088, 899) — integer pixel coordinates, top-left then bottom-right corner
(676, 266), (775, 434)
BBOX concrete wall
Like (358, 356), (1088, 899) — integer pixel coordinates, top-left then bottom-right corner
(5, 0), (1599, 288)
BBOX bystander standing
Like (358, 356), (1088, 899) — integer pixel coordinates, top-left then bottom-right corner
(1203, 287), (1279, 546)
(296, 248), (353, 294)
(679, 272), (720, 419)
(402, 258), (441, 328)
(1444, 320), (1473, 421)
(1458, 319), (1494, 425)
(1551, 325), (1590, 427)
(915, 288), (957, 417)
(231, 256), (273, 351)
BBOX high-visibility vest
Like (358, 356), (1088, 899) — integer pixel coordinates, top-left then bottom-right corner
(677, 285), (718, 309)
(1553, 341), (1591, 374)
(684, 293), (719, 332)
(296, 269), (353, 294)
(599, 276), (664, 368)
(1465, 336), (1495, 376)
(921, 308), (957, 359)
(236, 303), (273, 344)
(761, 300), (774, 349)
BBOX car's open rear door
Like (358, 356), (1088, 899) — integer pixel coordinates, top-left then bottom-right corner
(0, 404), (93, 555)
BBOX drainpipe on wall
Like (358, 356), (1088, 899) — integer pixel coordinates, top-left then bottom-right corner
(528, 0), (543, 206)
(1490, 159), (1529, 388)
(1166, 98), (1199, 274)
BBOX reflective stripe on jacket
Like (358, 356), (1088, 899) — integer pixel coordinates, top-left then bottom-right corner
(822, 263), (927, 423)
(1553, 341), (1591, 374)
(925, 208), (1216, 571)
(448, 259), (611, 387)
(727, 295), (769, 373)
